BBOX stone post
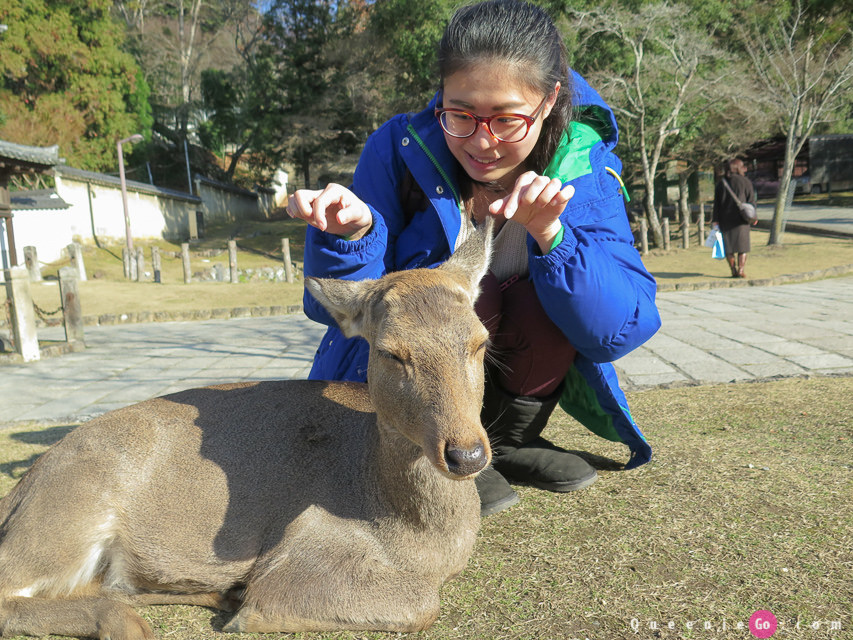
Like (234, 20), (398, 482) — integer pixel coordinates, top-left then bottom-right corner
(281, 238), (294, 283)
(122, 247), (132, 279)
(662, 218), (671, 251)
(66, 242), (87, 281)
(135, 248), (145, 282)
(639, 219), (649, 255)
(698, 202), (706, 242)
(181, 243), (192, 284)
(3, 267), (40, 362)
(23, 246), (42, 282)
(151, 246), (162, 283)
(228, 240), (238, 283)
(681, 213), (690, 249)
(59, 266), (84, 344)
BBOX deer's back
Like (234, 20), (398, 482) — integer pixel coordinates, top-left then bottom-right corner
(0, 381), (386, 589)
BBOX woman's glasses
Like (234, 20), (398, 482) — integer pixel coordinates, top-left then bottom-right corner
(435, 94), (549, 143)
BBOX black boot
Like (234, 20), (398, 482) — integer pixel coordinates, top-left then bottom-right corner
(482, 374), (597, 493)
(474, 468), (519, 517)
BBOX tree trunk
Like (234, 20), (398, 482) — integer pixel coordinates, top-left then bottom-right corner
(769, 104), (805, 246)
(678, 169), (691, 224)
(642, 176), (664, 248)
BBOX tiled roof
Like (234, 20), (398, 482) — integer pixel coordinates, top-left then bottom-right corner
(57, 166), (201, 203)
(10, 189), (70, 210)
(0, 140), (59, 168)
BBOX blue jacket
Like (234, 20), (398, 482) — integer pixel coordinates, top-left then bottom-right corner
(303, 71), (660, 469)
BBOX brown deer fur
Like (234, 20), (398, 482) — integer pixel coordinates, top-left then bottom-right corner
(0, 223), (494, 639)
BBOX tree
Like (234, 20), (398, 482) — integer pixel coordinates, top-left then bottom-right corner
(257, 0), (369, 188)
(736, 0), (853, 245)
(0, 0), (152, 171)
(570, 2), (735, 248)
(363, 0), (456, 114)
(116, 0), (252, 143)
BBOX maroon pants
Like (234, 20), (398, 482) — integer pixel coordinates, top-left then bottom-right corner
(475, 272), (576, 398)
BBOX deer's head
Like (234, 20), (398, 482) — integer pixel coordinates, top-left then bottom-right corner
(306, 223), (493, 479)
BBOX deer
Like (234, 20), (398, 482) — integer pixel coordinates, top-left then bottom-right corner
(0, 222), (495, 639)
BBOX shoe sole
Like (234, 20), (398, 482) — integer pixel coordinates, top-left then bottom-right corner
(529, 470), (598, 493)
(480, 491), (520, 517)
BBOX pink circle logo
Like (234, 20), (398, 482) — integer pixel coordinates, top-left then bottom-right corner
(749, 610), (778, 638)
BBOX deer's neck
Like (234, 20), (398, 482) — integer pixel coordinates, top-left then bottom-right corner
(371, 426), (479, 528)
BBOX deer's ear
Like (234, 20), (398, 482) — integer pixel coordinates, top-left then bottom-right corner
(441, 217), (494, 300)
(305, 277), (370, 338)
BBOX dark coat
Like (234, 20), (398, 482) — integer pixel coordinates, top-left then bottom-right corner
(713, 174), (756, 231)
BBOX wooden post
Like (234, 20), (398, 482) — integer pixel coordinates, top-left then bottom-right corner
(59, 266), (84, 344)
(662, 218), (671, 251)
(228, 240), (238, 284)
(181, 243), (192, 284)
(681, 215), (690, 249)
(281, 238), (294, 283)
(151, 246), (162, 283)
(639, 219), (649, 255)
(23, 246), (42, 282)
(3, 267), (40, 362)
(66, 242), (87, 281)
(135, 248), (145, 282)
(698, 202), (706, 242)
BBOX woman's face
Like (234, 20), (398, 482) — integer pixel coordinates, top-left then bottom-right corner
(440, 64), (558, 189)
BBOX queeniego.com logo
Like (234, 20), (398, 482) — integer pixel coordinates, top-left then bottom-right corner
(629, 610), (843, 637)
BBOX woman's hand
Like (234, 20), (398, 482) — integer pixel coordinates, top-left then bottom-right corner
(488, 171), (574, 253)
(286, 184), (373, 240)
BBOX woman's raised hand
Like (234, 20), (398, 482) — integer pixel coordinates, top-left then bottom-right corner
(286, 184), (373, 240)
(489, 171), (574, 253)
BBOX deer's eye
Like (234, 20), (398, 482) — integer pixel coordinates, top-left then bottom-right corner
(377, 349), (406, 366)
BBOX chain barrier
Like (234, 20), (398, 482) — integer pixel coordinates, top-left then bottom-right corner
(32, 300), (63, 323)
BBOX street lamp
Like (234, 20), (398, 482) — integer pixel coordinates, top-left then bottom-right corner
(117, 133), (144, 278)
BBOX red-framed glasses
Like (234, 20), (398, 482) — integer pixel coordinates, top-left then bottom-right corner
(435, 94), (549, 143)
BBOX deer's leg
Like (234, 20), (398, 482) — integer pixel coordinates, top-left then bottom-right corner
(223, 574), (440, 634)
(0, 596), (154, 640)
(128, 588), (242, 611)
(222, 527), (440, 634)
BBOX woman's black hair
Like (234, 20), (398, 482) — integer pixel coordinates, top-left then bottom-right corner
(437, 0), (572, 177)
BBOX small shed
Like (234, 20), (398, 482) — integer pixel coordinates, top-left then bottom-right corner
(0, 139), (60, 268)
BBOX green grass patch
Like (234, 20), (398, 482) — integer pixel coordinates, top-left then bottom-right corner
(639, 227), (853, 286)
(2, 376), (850, 639)
(4, 216), (852, 319)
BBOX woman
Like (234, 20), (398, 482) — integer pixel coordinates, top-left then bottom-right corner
(287, 0), (660, 516)
(713, 158), (758, 278)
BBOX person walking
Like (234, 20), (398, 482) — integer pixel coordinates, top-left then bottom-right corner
(286, 0), (660, 516)
(713, 158), (758, 278)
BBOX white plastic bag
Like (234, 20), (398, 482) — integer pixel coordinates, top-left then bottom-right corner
(711, 231), (725, 259)
(704, 229), (718, 248)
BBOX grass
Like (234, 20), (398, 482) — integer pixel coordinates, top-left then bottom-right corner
(4, 219), (308, 319)
(640, 226), (853, 287)
(5, 216), (852, 321)
(1, 376), (850, 639)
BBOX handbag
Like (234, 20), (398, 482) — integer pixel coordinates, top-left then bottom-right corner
(722, 178), (758, 224)
(711, 230), (725, 259)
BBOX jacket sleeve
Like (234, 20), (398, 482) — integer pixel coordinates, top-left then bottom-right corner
(302, 121), (405, 327)
(712, 181), (722, 223)
(529, 171), (661, 363)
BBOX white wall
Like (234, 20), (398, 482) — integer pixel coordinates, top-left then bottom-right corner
(8, 208), (75, 264)
(10, 167), (272, 267)
(55, 170), (198, 244)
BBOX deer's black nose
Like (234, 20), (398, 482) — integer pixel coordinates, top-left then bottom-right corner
(444, 443), (488, 477)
